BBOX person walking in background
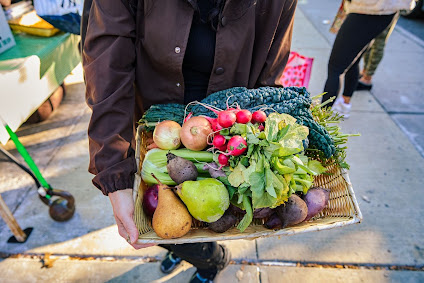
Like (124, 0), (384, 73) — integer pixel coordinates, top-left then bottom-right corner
(322, 0), (414, 118)
(357, 16), (398, 90)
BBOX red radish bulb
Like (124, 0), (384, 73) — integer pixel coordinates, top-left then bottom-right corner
(236, 110), (252, 124)
(216, 143), (227, 152)
(213, 135), (226, 148)
(203, 116), (223, 132)
(258, 124), (265, 131)
(227, 136), (247, 156)
(218, 154), (229, 166)
(227, 107), (239, 114)
(142, 185), (159, 217)
(251, 110), (267, 124)
(218, 111), (237, 128)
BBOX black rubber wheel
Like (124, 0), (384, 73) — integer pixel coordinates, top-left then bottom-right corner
(401, 0), (423, 18)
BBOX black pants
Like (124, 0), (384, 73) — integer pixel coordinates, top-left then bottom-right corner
(323, 13), (395, 106)
(160, 242), (229, 279)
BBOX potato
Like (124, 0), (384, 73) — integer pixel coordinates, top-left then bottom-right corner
(275, 194), (308, 228)
(303, 187), (330, 221)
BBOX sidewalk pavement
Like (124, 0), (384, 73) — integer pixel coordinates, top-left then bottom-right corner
(1, 5), (423, 283)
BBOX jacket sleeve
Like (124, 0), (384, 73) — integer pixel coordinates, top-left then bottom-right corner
(257, 0), (297, 87)
(82, 0), (137, 195)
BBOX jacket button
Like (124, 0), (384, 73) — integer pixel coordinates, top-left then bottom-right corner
(221, 17), (227, 27)
(215, 67), (225, 75)
(175, 47), (181, 54)
(176, 83), (181, 87)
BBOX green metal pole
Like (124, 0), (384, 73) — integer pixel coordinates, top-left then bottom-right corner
(1, 117), (51, 189)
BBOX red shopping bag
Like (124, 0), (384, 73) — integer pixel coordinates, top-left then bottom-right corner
(280, 51), (314, 88)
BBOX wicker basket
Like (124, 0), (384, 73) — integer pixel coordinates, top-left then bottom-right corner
(133, 126), (362, 244)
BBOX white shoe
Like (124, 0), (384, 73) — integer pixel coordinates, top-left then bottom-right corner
(332, 96), (351, 118)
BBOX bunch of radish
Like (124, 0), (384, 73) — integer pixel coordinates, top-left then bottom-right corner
(194, 103), (267, 167)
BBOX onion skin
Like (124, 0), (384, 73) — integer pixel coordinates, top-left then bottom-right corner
(181, 116), (213, 151)
(153, 121), (181, 150)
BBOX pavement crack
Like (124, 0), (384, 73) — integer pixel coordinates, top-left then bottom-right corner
(2, 252), (423, 272)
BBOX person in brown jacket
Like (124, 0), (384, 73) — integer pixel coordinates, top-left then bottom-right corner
(83, 0), (297, 281)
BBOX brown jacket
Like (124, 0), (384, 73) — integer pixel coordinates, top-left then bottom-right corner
(83, 0), (297, 195)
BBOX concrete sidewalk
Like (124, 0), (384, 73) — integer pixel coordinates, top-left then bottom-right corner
(1, 6), (423, 283)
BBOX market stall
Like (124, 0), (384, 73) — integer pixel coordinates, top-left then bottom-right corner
(0, 31), (80, 144)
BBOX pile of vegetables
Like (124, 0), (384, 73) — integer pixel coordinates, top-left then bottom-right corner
(139, 87), (336, 159)
(139, 86), (357, 238)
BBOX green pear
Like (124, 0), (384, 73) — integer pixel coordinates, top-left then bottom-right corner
(176, 178), (229, 223)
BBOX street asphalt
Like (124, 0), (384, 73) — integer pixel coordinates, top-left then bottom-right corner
(0, 3), (423, 283)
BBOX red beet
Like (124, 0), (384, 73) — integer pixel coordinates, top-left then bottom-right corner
(303, 187), (330, 221)
(253, 207), (274, 219)
(275, 194), (308, 228)
(142, 185), (159, 217)
(264, 213), (282, 229)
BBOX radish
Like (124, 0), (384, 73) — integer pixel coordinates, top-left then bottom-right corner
(184, 112), (193, 123)
(196, 103), (236, 128)
(218, 154), (229, 166)
(251, 110), (267, 124)
(226, 136), (247, 156)
(218, 110), (237, 128)
(203, 116), (223, 132)
(236, 110), (252, 124)
(213, 135), (226, 148)
(258, 124), (265, 131)
(216, 144), (227, 152)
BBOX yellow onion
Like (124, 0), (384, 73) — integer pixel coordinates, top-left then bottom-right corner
(180, 116), (212, 151)
(153, 121), (181, 150)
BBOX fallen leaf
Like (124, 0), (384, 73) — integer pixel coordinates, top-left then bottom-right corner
(40, 253), (57, 269)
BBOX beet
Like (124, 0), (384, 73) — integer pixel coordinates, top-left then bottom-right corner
(303, 187), (330, 221)
(208, 213), (237, 233)
(275, 194), (308, 228)
(253, 207), (274, 219)
(229, 204), (246, 216)
(264, 213), (282, 230)
(166, 153), (198, 184)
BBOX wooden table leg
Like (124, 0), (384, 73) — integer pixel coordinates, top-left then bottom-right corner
(0, 194), (27, 242)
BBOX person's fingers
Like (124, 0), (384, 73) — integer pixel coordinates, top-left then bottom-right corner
(120, 212), (139, 244)
(114, 215), (128, 239)
(146, 142), (159, 150)
(131, 242), (156, 250)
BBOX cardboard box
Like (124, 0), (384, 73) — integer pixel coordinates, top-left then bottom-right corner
(0, 5), (16, 54)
